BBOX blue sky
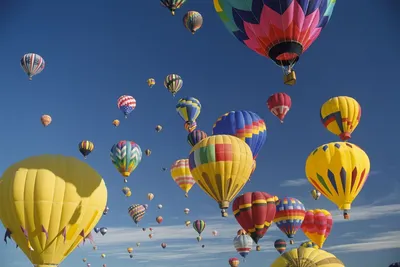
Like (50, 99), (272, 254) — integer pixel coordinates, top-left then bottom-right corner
(0, 0), (399, 267)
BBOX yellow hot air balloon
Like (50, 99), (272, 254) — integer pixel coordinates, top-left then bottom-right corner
(112, 119), (120, 127)
(189, 135), (253, 217)
(305, 142), (370, 219)
(147, 193), (154, 201)
(127, 247), (133, 253)
(0, 155), (107, 267)
(320, 96), (361, 141)
(170, 159), (196, 197)
(271, 247), (344, 267)
(147, 78), (156, 88)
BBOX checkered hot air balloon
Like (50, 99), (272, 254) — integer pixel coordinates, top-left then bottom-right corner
(274, 197), (306, 243)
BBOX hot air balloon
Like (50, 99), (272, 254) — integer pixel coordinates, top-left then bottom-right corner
(212, 230), (218, 236)
(196, 236), (202, 242)
(83, 258), (87, 262)
(212, 110), (267, 159)
(233, 232), (253, 259)
(112, 119), (120, 127)
(274, 197), (306, 243)
(300, 241), (319, 249)
(129, 254), (133, 258)
(100, 227), (107, 236)
(148, 233), (153, 239)
(193, 220), (206, 238)
(147, 78), (156, 88)
(145, 149), (151, 156)
(161, 242), (167, 249)
(270, 247), (344, 267)
(184, 120), (197, 133)
(155, 125), (163, 132)
(101, 254), (106, 258)
(20, 53), (45, 80)
(320, 96), (361, 141)
(176, 97), (201, 132)
(164, 74), (183, 96)
(136, 242), (140, 246)
(122, 187), (132, 197)
(301, 209), (332, 248)
(103, 206), (109, 215)
(187, 130), (207, 147)
(78, 140), (94, 159)
(0, 155), (107, 267)
(147, 193), (154, 200)
(160, 0), (186, 15)
(185, 220), (191, 227)
(189, 135), (253, 216)
(213, 0), (336, 85)
(170, 159), (196, 197)
(229, 257), (240, 267)
(157, 204), (163, 209)
(267, 93), (292, 123)
(183, 11), (203, 34)
(233, 192), (277, 246)
(117, 95), (137, 118)
(156, 216), (163, 224)
(110, 141), (142, 179)
(305, 142), (370, 219)
(311, 189), (321, 200)
(87, 264), (91, 267)
(184, 208), (190, 215)
(127, 247), (133, 253)
(128, 204), (146, 224)
(41, 114), (52, 127)
(274, 239), (287, 254)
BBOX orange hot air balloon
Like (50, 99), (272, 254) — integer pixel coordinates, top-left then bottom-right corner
(229, 257), (240, 267)
(41, 114), (52, 127)
(233, 192), (277, 244)
(156, 216), (163, 224)
(301, 209), (333, 248)
(112, 119), (120, 127)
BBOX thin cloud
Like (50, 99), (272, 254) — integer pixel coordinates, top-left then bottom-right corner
(280, 179), (308, 187)
(330, 204), (400, 222)
(326, 231), (400, 253)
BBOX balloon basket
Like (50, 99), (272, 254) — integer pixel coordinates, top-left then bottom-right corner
(283, 71), (296, 85)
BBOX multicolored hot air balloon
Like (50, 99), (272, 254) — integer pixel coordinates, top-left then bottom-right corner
(187, 130), (207, 147)
(311, 189), (321, 200)
(305, 142), (370, 219)
(184, 121), (197, 132)
(122, 187), (132, 197)
(160, 0), (186, 15)
(112, 119), (120, 127)
(184, 208), (190, 215)
(189, 135), (253, 217)
(110, 141), (142, 179)
(320, 96), (361, 141)
(147, 193), (154, 201)
(41, 114), (52, 127)
(300, 241), (319, 249)
(128, 204), (146, 224)
(164, 74), (183, 96)
(274, 197), (306, 243)
(274, 239), (287, 254)
(183, 11), (203, 34)
(147, 78), (156, 88)
(176, 97), (201, 132)
(301, 209), (332, 248)
(20, 53), (45, 80)
(155, 125), (163, 132)
(212, 110), (267, 159)
(213, 0), (336, 85)
(78, 140), (94, 159)
(117, 95), (136, 118)
(271, 247), (344, 267)
(229, 257), (240, 267)
(170, 159), (196, 197)
(156, 216), (163, 224)
(193, 220), (206, 237)
(233, 231), (253, 259)
(0, 155), (107, 267)
(267, 93), (292, 123)
(233, 192), (277, 246)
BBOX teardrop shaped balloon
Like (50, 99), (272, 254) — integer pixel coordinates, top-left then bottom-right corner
(274, 239), (287, 254)
(170, 159), (196, 197)
(192, 220), (206, 235)
(176, 97), (201, 127)
(267, 92), (292, 123)
(20, 53), (45, 80)
(301, 209), (332, 248)
(274, 197), (306, 241)
(117, 95), (137, 118)
(183, 11), (203, 34)
(212, 110), (267, 159)
(78, 140), (94, 159)
(305, 142), (370, 219)
(160, 0), (187, 15)
(189, 135), (253, 217)
(164, 74), (183, 96)
(41, 114), (52, 127)
(233, 232), (253, 259)
(229, 257), (240, 267)
(128, 204), (146, 224)
(187, 130), (207, 147)
(110, 141), (142, 178)
(147, 78), (155, 88)
(0, 155), (107, 267)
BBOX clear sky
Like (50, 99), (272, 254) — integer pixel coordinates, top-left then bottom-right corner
(0, 1), (399, 267)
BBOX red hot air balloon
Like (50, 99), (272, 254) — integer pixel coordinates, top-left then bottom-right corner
(156, 216), (163, 224)
(267, 93), (292, 123)
(232, 192), (277, 245)
(229, 257), (240, 267)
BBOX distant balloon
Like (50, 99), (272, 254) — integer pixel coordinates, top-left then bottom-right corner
(147, 78), (156, 88)
(20, 53), (45, 80)
(267, 93), (292, 123)
(164, 74), (183, 96)
(112, 119), (120, 127)
(78, 140), (94, 159)
(41, 114), (52, 127)
(117, 95), (137, 118)
(156, 216), (163, 224)
(183, 11), (203, 34)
